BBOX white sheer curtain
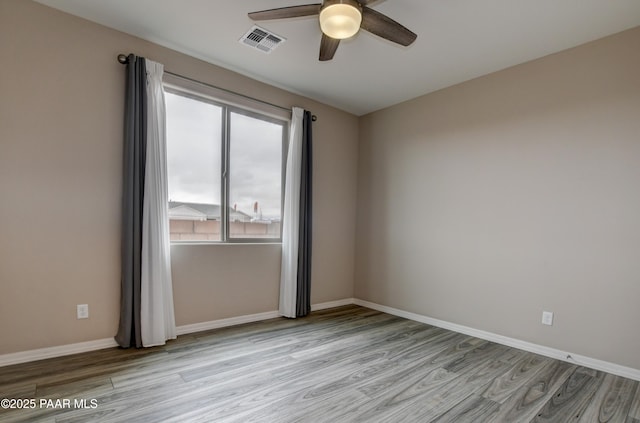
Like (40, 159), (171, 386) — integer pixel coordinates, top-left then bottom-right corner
(140, 60), (176, 346)
(279, 107), (304, 318)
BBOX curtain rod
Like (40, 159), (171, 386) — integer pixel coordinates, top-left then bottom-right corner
(117, 54), (316, 121)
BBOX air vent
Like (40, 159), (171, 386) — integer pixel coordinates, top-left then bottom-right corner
(240, 25), (285, 54)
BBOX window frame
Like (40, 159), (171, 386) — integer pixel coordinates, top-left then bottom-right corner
(164, 75), (289, 244)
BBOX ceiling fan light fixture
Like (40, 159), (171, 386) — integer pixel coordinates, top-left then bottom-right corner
(319, 0), (362, 40)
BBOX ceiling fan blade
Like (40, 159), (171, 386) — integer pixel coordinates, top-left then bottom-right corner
(319, 34), (340, 61)
(360, 6), (417, 46)
(248, 4), (321, 21)
(357, 0), (380, 4)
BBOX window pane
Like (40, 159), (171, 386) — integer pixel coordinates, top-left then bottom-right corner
(166, 92), (222, 241)
(229, 111), (283, 239)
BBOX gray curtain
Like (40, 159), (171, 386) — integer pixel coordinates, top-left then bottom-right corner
(295, 111), (313, 317)
(115, 54), (147, 348)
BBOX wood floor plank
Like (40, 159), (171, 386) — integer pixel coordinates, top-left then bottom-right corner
(0, 347), (164, 387)
(488, 360), (576, 423)
(628, 383), (640, 421)
(164, 344), (414, 421)
(0, 305), (637, 423)
(54, 374), (191, 423)
(69, 315), (413, 423)
(231, 391), (372, 423)
(443, 341), (510, 373)
(432, 393), (501, 423)
(381, 359), (512, 422)
(355, 335), (473, 400)
(531, 368), (605, 422)
(146, 320), (452, 423)
(577, 373), (638, 422)
(177, 317), (414, 384)
(218, 351), (420, 423)
(0, 381), (36, 397)
(481, 352), (554, 404)
(336, 338), (512, 422)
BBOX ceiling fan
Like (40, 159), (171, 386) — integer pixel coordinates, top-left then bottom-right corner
(248, 0), (417, 61)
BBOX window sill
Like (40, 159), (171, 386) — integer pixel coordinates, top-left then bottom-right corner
(170, 241), (282, 246)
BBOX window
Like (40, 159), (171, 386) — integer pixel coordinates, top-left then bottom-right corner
(165, 77), (288, 243)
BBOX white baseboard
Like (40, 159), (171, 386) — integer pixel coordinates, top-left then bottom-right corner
(311, 298), (355, 311)
(176, 310), (280, 336)
(353, 298), (640, 382)
(177, 298), (356, 336)
(0, 338), (119, 368)
(0, 298), (356, 368)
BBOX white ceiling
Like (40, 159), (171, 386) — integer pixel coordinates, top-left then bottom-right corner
(36, 0), (640, 115)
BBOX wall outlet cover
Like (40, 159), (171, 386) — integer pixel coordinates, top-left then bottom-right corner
(77, 304), (89, 319)
(542, 311), (553, 326)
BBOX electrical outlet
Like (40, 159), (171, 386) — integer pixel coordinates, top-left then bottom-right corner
(541, 311), (553, 326)
(77, 304), (89, 319)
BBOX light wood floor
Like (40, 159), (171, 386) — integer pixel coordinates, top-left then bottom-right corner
(1, 305), (639, 422)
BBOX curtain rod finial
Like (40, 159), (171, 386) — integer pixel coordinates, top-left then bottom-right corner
(117, 54), (129, 64)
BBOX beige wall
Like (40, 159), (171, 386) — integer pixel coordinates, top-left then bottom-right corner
(356, 27), (640, 369)
(0, 0), (358, 354)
